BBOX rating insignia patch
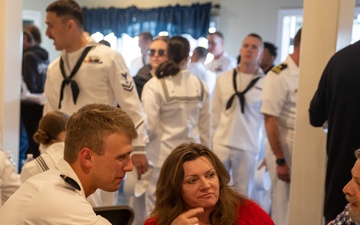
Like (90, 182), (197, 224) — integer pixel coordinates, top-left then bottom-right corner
(120, 72), (133, 91)
(122, 81), (134, 92)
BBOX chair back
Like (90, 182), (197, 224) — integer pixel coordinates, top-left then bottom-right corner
(93, 205), (134, 225)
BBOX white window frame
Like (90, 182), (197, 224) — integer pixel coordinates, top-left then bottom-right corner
(276, 9), (303, 63)
(277, 7), (360, 63)
(22, 9), (42, 27)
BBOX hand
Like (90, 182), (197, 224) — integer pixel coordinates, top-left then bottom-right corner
(131, 154), (149, 179)
(276, 163), (291, 183)
(171, 207), (204, 225)
(257, 158), (267, 170)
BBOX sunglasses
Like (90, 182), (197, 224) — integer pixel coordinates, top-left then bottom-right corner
(148, 49), (166, 57)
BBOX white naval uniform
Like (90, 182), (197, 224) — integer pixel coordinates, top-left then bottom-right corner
(142, 70), (211, 214)
(43, 40), (148, 151)
(188, 62), (216, 98)
(20, 142), (65, 183)
(206, 51), (237, 76)
(0, 150), (21, 207)
(0, 159), (111, 225)
(260, 55), (299, 225)
(212, 68), (265, 196)
(129, 54), (149, 77)
(20, 142), (114, 207)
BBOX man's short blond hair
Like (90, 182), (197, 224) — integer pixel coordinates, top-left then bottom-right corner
(64, 104), (138, 163)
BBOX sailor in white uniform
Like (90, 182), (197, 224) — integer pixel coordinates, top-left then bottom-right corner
(142, 36), (211, 216)
(261, 29), (301, 225)
(188, 46), (216, 98)
(212, 33), (265, 197)
(206, 31), (237, 76)
(129, 32), (153, 76)
(42, 0), (149, 181)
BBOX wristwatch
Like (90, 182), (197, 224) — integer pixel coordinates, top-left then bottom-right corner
(276, 158), (286, 166)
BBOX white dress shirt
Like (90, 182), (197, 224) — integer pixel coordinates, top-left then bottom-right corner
(20, 142), (64, 183)
(0, 159), (111, 224)
(261, 55), (299, 130)
(20, 142), (115, 207)
(188, 62), (216, 98)
(129, 54), (149, 77)
(206, 51), (237, 76)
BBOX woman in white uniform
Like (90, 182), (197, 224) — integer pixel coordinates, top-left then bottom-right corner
(20, 111), (69, 183)
(142, 36), (211, 215)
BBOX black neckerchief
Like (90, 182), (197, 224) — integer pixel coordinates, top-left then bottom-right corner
(226, 69), (260, 113)
(58, 46), (92, 109)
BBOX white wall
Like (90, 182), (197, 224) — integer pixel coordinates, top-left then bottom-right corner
(219, 0), (303, 58)
(23, 0), (58, 62)
(1, 0), (23, 169)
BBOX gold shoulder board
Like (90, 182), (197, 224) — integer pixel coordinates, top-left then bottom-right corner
(271, 63), (288, 74)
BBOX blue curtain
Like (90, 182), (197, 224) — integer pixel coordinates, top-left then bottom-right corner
(83, 3), (212, 39)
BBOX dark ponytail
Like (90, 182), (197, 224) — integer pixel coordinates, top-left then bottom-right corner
(156, 60), (180, 78)
(156, 36), (190, 78)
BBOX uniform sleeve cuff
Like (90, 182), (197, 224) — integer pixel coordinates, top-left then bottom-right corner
(133, 146), (145, 154)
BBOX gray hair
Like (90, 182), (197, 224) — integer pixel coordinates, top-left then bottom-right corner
(355, 149), (360, 159)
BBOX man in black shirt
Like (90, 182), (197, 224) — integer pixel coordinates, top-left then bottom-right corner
(309, 40), (360, 223)
(21, 25), (49, 161)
